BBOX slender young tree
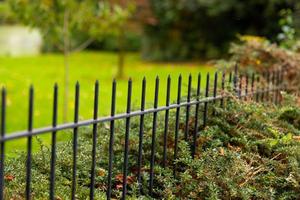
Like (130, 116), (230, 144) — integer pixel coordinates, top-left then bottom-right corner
(9, 0), (134, 121)
(93, 0), (135, 79)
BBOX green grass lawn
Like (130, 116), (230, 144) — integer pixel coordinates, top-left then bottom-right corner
(0, 51), (214, 153)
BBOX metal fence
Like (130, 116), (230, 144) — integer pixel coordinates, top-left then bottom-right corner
(0, 66), (288, 199)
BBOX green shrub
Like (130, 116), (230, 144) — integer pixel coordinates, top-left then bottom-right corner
(0, 1), (17, 25)
(3, 94), (300, 199)
(218, 35), (300, 94)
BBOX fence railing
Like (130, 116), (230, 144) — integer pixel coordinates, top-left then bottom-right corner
(0, 66), (289, 199)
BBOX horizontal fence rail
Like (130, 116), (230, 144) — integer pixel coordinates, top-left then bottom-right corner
(0, 66), (292, 200)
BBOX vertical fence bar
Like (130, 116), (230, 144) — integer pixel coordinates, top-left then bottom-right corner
(261, 72), (265, 102)
(203, 73), (210, 128)
(251, 73), (255, 100)
(212, 72), (218, 115)
(238, 75), (242, 99)
(122, 79), (132, 200)
(266, 71), (270, 102)
(280, 68), (285, 92)
(233, 64), (238, 94)
(173, 75), (182, 177)
(107, 80), (116, 199)
(149, 77), (159, 195)
(279, 69), (283, 103)
(26, 86), (34, 200)
(50, 84), (58, 200)
(163, 76), (171, 168)
(90, 81), (99, 200)
(256, 76), (260, 102)
(137, 78), (146, 192)
(272, 70), (276, 104)
(185, 74), (192, 141)
(220, 71), (225, 108)
(245, 74), (249, 100)
(275, 70), (280, 105)
(0, 88), (6, 200)
(228, 71), (233, 100)
(229, 71), (232, 85)
(71, 82), (80, 200)
(192, 73), (201, 158)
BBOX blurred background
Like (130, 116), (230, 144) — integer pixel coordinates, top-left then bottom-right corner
(0, 0), (299, 137)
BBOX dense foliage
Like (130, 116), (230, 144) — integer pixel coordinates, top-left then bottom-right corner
(219, 35), (300, 93)
(8, 0), (134, 52)
(89, 32), (141, 52)
(142, 0), (299, 61)
(3, 92), (300, 199)
(0, 1), (16, 25)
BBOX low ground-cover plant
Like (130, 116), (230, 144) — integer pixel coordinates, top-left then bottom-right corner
(3, 94), (300, 199)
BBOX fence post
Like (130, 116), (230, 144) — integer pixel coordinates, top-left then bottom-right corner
(256, 76), (260, 102)
(275, 70), (280, 105)
(271, 70), (276, 104)
(107, 80), (116, 200)
(192, 73), (201, 158)
(266, 70), (270, 102)
(212, 72), (218, 115)
(245, 74), (249, 100)
(203, 73), (210, 128)
(163, 76), (171, 168)
(233, 64), (238, 95)
(71, 82), (80, 200)
(173, 75), (182, 177)
(251, 73), (255, 101)
(26, 86), (34, 200)
(220, 71), (225, 108)
(261, 72), (265, 102)
(122, 79), (132, 200)
(238, 74), (242, 99)
(149, 77), (159, 195)
(90, 81), (99, 200)
(50, 84), (58, 200)
(0, 88), (6, 200)
(137, 77), (146, 193)
(185, 74), (192, 141)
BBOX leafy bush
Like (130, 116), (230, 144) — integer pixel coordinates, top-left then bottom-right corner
(141, 0), (299, 61)
(219, 35), (300, 93)
(3, 94), (300, 199)
(0, 1), (17, 25)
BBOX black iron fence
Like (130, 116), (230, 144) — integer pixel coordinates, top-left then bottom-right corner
(0, 66), (290, 199)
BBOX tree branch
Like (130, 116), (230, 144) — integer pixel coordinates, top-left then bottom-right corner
(71, 38), (94, 53)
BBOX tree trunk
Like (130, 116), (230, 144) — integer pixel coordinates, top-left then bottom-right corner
(117, 26), (125, 79)
(63, 10), (70, 122)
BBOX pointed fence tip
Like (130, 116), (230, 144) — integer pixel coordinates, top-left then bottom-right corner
(29, 84), (34, 91)
(1, 87), (6, 93)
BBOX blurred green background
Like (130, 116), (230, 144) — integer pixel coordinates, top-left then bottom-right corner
(0, 0), (300, 151)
